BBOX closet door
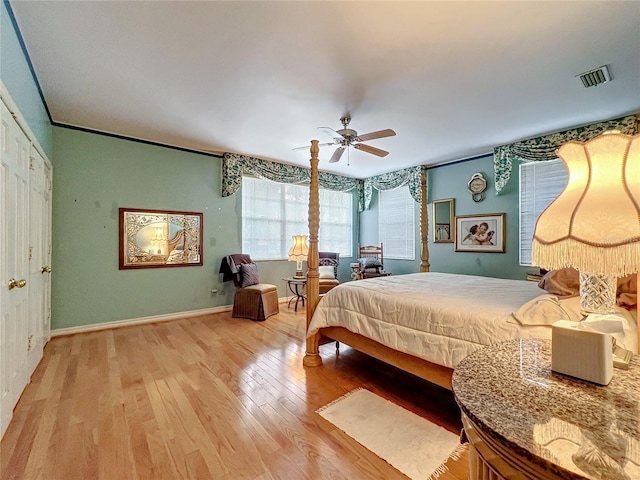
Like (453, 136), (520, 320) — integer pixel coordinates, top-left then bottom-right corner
(0, 100), (31, 438)
(27, 147), (49, 374)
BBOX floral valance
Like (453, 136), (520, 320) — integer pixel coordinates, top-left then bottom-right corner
(222, 153), (428, 211)
(363, 165), (426, 209)
(493, 115), (638, 194)
(222, 153), (366, 211)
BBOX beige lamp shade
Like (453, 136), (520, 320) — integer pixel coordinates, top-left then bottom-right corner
(532, 132), (640, 277)
(288, 235), (309, 261)
(288, 234), (308, 279)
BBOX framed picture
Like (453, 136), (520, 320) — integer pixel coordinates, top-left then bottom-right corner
(455, 213), (505, 253)
(119, 208), (203, 269)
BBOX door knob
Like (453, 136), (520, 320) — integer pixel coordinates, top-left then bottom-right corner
(41, 266), (52, 273)
(8, 278), (27, 290)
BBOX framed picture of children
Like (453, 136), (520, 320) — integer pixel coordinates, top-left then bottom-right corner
(455, 213), (505, 253)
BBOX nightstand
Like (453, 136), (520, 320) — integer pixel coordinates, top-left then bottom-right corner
(453, 339), (639, 480)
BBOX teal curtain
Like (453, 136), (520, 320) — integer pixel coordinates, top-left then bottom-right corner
(493, 115), (637, 194)
(222, 153), (365, 211)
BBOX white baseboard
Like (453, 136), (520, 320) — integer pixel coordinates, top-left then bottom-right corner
(51, 297), (290, 337)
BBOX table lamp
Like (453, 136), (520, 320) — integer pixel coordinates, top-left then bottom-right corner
(532, 131), (639, 316)
(288, 234), (309, 279)
(532, 131), (639, 383)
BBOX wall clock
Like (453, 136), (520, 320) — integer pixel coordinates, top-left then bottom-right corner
(467, 172), (487, 202)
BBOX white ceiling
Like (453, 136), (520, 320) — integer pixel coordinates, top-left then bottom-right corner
(9, 1), (640, 179)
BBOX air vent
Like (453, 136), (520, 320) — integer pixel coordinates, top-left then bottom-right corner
(576, 65), (611, 88)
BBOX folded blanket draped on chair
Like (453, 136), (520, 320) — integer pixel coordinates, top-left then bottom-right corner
(219, 254), (252, 283)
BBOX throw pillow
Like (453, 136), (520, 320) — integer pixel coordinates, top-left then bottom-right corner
(239, 262), (259, 288)
(617, 274), (637, 308)
(318, 265), (335, 279)
(537, 268), (579, 297)
(358, 257), (382, 269)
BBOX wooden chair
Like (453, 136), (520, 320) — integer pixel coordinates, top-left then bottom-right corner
(318, 251), (340, 294)
(219, 254), (279, 321)
(357, 243), (389, 279)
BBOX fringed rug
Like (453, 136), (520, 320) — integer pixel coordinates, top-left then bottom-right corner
(317, 388), (467, 480)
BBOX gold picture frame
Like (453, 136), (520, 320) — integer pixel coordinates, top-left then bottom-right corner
(455, 213), (505, 253)
(433, 198), (454, 243)
(119, 208), (203, 269)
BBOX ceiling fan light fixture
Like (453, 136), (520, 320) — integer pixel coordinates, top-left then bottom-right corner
(295, 115), (395, 164)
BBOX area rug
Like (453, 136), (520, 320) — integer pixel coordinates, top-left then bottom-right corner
(317, 388), (467, 480)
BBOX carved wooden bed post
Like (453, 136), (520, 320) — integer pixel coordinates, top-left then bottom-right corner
(304, 140), (322, 367)
(420, 171), (430, 272)
(304, 155), (434, 368)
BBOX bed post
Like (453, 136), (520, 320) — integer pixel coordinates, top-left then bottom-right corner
(420, 170), (430, 272)
(304, 140), (322, 367)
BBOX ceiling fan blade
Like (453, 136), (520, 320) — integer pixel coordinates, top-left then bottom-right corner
(354, 143), (389, 157)
(318, 127), (345, 141)
(328, 147), (346, 163)
(354, 129), (396, 142)
(292, 142), (334, 151)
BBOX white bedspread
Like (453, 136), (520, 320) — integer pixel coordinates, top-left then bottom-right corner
(307, 272), (638, 369)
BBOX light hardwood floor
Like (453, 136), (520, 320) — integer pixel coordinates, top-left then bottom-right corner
(1, 306), (467, 480)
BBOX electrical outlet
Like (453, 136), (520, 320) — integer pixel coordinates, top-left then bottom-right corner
(211, 288), (218, 294)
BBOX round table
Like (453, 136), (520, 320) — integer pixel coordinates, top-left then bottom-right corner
(452, 339), (640, 480)
(283, 277), (306, 312)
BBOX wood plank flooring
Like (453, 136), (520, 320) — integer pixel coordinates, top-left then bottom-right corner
(1, 306), (467, 479)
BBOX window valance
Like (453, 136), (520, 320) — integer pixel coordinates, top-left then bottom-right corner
(363, 165), (426, 209)
(222, 153), (427, 211)
(493, 115), (638, 194)
(222, 153), (366, 211)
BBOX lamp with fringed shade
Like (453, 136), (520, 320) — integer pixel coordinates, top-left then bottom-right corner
(532, 131), (640, 315)
(288, 234), (309, 279)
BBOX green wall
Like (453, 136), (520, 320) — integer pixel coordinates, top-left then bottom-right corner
(360, 155), (531, 280)
(426, 155), (529, 279)
(50, 127), (358, 329)
(0, 0), (52, 156)
(51, 128), (283, 328)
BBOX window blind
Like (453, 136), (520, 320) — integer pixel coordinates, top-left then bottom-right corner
(378, 187), (415, 260)
(519, 159), (568, 265)
(242, 177), (353, 259)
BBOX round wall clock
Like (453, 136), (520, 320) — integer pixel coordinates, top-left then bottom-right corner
(467, 172), (487, 202)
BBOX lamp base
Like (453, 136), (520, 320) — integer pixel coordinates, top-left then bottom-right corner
(579, 273), (617, 315)
(293, 260), (305, 279)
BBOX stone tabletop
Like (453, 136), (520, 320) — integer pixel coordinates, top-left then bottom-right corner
(452, 339), (640, 480)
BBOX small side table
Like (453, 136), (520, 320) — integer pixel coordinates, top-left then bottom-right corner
(283, 277), (306, 312)
(453, 339), (640, 480)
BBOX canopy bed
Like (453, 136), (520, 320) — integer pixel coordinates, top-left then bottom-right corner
(301, 132), (639, 391)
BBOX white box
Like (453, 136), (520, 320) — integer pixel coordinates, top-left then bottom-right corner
(551, 320), (613, 385)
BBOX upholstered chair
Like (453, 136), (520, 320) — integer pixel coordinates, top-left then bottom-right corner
(318, 251), (340, 294)
(219, 254), (279, 321)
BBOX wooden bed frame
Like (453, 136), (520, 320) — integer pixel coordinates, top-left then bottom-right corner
(301, 140), (640, 390)
(302, 140), (455, 390)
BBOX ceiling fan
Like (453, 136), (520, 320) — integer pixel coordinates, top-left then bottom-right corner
(294, 115), (396, 164)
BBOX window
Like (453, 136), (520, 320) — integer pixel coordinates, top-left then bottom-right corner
(378, 187), (415, 260)
(242, 177), (353, 259)
(519, 159), (568, 265)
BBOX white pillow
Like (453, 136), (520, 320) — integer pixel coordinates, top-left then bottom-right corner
(318, 265), (335, 279)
